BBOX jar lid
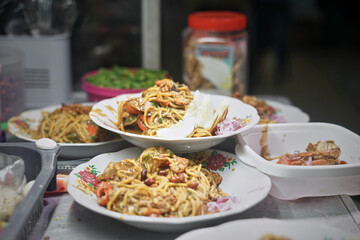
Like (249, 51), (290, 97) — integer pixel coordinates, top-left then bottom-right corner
(188, 11), (247, 31)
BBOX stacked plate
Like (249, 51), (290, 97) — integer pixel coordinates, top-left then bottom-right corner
(175, 218), (360, 240)
(7, 103), (128, 159)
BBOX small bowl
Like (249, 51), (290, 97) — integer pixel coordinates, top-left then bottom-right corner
(81, 67), (170, 102)
(81, 70), (146, 102)
(235, 122), (360, 200)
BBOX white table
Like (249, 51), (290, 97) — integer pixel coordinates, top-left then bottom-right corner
(31, 138), (360, 239)
(37, 192), (360, 240)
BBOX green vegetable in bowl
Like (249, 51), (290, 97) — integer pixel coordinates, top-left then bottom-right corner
(86, 66), (168, 89)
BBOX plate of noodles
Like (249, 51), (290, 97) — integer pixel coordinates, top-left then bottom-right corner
(7, 103), (128, 159)
(67, 147), (271, 232)
(231, 92), (310, 124)
(261, 99), (309, 124)
(89, 79), (260, 153)
(175, 218), (360, 240)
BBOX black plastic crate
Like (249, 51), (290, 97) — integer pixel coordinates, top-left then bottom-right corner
(0, 141), (60, 240)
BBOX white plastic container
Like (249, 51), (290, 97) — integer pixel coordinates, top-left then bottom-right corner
(0, 34), (72, 109)
(235, 122), (360, 200)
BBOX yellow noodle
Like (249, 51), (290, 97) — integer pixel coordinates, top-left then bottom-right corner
(95, 147), (226, 217)
(117, 79), (210, 137)
(29, 104), (118, 143)
(117, 101), (125, 131)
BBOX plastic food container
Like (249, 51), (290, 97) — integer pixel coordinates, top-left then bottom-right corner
(0, 140), (60, 240)
(0, 47), (24, 122)
(235, 123), (360, 200)
(0, 34), (72, 109)
(183, 11), (248, 96)
(0, 153), (26, 222)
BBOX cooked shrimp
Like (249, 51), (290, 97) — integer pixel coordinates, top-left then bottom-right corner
(95, 182), (111, 206)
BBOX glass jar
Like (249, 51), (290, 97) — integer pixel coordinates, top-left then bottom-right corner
(183, 11), (248, 96)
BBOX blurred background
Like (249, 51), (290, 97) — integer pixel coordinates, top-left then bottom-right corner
(0, 0), (359, 134)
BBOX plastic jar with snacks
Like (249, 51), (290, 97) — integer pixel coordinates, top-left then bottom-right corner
(183, 11), (248, 96)
(0, 47), (24, 123)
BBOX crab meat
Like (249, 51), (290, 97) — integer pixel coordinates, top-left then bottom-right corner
(140, 147), (174, 172)
(172, 92), (191, 106)
(277, 140), (344, 166)
(306, 140), (341, 159)
(155, 79), (178, 92)
(210, 172), (223, 186)
(169, 157), (189, 173)
(123, 97), (144, 116)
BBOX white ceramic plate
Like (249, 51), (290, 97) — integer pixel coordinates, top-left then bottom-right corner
(235, 122), (360, 200)
(264, 99), (310, 123)
(7, 104), (128, 159)
(89, 92), (260, 153)
(176, 218), (360, 240)
(67, 147), (271, 232)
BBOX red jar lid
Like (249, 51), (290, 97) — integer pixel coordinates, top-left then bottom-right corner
(188, 11), (247, 31)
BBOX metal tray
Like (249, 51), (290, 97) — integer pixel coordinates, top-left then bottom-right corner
(0, 141), (60, 240)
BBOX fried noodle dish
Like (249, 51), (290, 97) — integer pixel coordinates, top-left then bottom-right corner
(232, 92), (279, 124)
(95, 146), (229, 217)
(276, 140), (347, 166)
(31, 104), (119, 143)
(117, 79), (228, 137)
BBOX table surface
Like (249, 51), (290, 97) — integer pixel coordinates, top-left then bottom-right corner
(4, 93), (360, 239)
(38, 193), (360, 240)
(27, 139), (359, 240)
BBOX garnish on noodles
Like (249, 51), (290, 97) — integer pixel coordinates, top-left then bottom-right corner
(276, 140), (347, 166)
(95, 146), (234, 217)
(117, 79), (233, 138)
(30, 104), (119, 143)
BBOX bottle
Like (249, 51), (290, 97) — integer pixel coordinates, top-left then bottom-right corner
(183, 11), (248, 96)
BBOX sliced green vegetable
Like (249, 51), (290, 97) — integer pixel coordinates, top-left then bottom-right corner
(86, 65), (168, 89)
(151, 101), (160, 108)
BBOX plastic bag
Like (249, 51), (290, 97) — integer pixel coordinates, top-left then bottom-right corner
(0, 152), (26, 221)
